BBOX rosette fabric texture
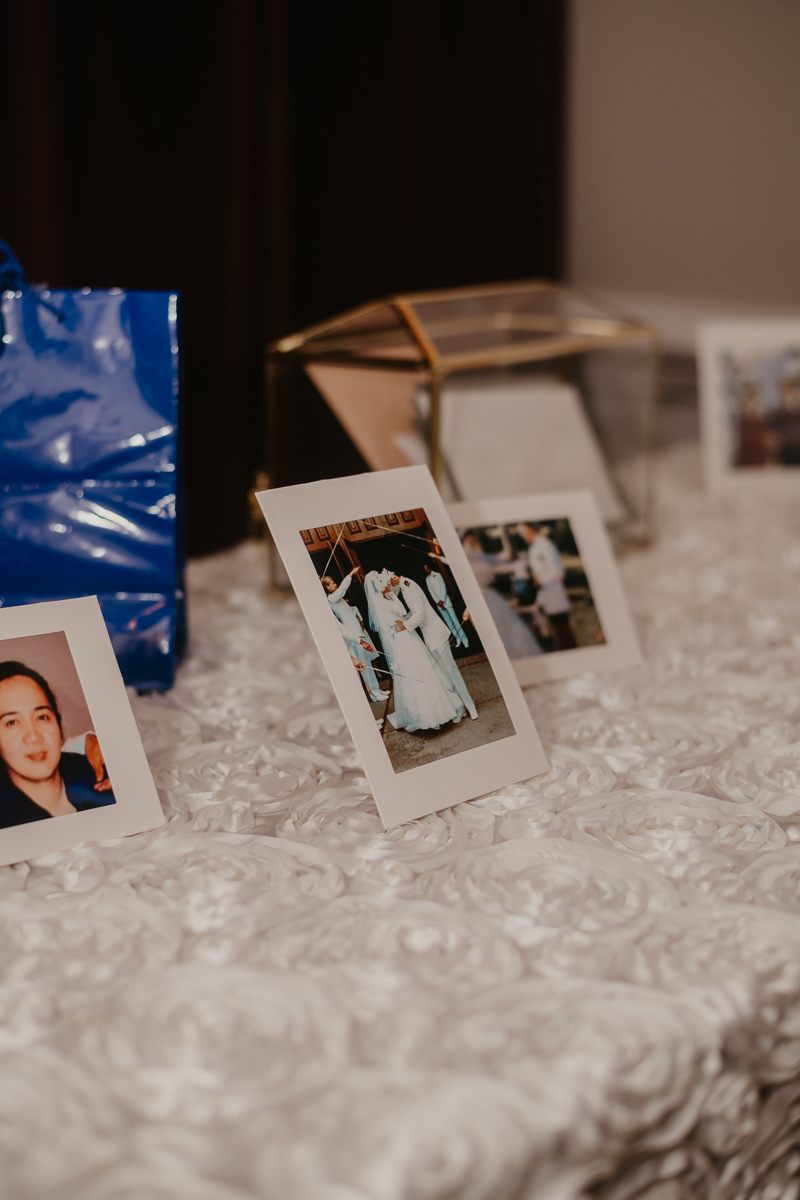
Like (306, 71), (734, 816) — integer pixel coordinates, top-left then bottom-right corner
(3, 443), (800, 1198)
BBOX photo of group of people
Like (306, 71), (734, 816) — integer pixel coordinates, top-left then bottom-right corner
(0, 631), (115, 831)
(457, 518), (605, 660)
(302, 509), (516, 773)
(721, 346), (800, 468)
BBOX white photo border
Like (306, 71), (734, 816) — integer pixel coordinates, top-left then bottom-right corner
(256, 466), (549, 828)
(448, 489), (641, 687)
(0, 596), (164, 866)
(698, 318), (800, 493)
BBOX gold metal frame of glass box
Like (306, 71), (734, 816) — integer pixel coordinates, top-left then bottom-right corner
(265, 279), (658, 546)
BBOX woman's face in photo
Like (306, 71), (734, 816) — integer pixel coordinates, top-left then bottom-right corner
(0, 676), (63, 784)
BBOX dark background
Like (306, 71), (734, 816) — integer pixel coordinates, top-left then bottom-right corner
(0, 0), (566, 555)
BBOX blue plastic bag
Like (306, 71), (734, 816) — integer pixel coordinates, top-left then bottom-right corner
(0, 249), (185, 690)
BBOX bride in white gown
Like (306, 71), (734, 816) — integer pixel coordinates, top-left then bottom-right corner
(364, 571), (464, 733)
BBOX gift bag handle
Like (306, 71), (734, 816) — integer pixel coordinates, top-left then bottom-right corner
(0, 240), (66, 358)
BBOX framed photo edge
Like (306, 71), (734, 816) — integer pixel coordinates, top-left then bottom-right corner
(697, 318), (800, 494)
(0, 596), (165, 866)
(256, 466), (549, 829)
(447, 488), (641, 686)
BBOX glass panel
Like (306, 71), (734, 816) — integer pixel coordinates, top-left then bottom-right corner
(301, 304), (422, 360)
(578, 343), (655, 546)
(304, 363), (426, 470)
(409, 285), (636, 362)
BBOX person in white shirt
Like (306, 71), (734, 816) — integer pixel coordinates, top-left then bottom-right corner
(519, 524), (576, 650)
(389, 573), (477, 720)
(322, 569), (390, 701)
(422, 562), (468, 648)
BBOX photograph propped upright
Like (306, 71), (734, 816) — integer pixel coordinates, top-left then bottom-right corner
(257, 467), (548, 828)
(0, 596), (164, 866)
(449, 490), (640, 686)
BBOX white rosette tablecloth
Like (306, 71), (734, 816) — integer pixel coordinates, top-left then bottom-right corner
(3, 443), (800, 1199)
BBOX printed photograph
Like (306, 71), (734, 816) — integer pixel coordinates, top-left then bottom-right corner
(0, 631), (116, 830)
(301, 508), (516, 773)
(720, 345), (800, 468)
(457, 518), (606, 659)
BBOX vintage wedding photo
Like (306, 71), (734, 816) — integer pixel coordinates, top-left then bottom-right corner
(0, 630), (116, 830)
(720, 346), (800, 468)
(301, 508), (516, 773)
(449, 490), (641, 687)
(457, 518), (605, 659)
(698, 320), (800, 490)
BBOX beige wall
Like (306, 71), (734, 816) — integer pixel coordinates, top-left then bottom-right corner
(567, 0), (800, 307)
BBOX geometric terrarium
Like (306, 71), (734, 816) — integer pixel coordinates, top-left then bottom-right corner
(266, 280), (658, 550)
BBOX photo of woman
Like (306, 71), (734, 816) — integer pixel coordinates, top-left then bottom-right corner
(0, 640), (116, 830)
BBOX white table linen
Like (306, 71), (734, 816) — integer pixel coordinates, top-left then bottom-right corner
(2, 443), (800, 1199)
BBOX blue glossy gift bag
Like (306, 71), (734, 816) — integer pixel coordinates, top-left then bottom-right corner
(0, 244), (185, 689)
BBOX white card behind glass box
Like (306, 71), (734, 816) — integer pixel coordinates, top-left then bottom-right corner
(256, 466), (548, 829)
(698, 319), (800, 493)
(413, 376), (626, 521)
(306, 365), (626, 522)
(0, 596), (164, 866)
(448, 490), (641, 686)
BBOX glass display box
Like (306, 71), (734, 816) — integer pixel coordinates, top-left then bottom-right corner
(265, 281), (658, 551)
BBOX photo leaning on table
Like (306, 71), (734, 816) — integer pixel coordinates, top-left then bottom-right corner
(0, 596), (164, 866)
(449, 490), (641, 687)
(256, 466), (549, 828)
(302, 507), (516, 774)
(698, 320), (800, 492)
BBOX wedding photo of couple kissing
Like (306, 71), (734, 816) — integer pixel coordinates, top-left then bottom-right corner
(301, 508), (516, 773)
